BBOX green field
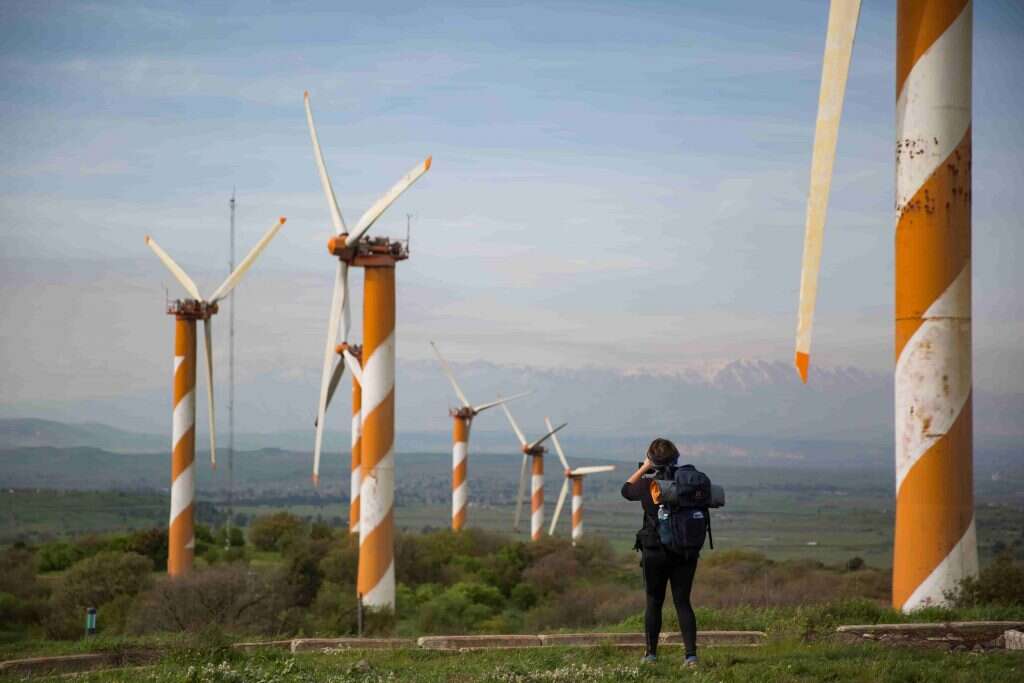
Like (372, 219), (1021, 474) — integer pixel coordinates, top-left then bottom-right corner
(5, 455), (1020, 569)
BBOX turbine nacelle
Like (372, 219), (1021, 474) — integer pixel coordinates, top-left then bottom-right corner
(167, 299), (219, 320)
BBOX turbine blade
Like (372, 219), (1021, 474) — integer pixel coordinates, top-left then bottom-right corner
(210, 217), (287, 303)
(513, 453), (528, 531)
(545, 417), (570, 471)
(144, 236), (202, 300)
(202, 317), (216, 469)
(795, 0), (861, 384)
(501, 402), (528, 447)
(345, 157), (432, 247)
(527, 422), (567, 452)
(430, 341), (470, 407)
(571, 465), (616, 476)
(313, 261), (347, 484)
(317, 358), (346, 425)
(549, 478), (570, 536)
(342, 348), (363, 386)
(304, 91), (347, 234)
(472, 391), (531, 414)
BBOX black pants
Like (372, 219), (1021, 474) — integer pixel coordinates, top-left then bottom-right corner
(642, 547), (698, 657)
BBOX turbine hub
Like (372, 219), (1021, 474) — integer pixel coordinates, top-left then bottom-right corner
(167, 299), (218, 320)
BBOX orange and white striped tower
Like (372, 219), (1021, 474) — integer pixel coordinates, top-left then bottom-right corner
(451, 414), (470, 531)
(168, 303), (208, 576)
(794, 0), (976, 610)
(570, 477), (584, 544)
(358, 255), (401, 609)
(546, 419), (615, 546)
(305, 91), (431, 613)
(430, 342), (530, 532)
(501, 405), (565, 542)
(348, 346), (363, 535)
(893, 0), (975, 611)
(529, 453), (544, 541)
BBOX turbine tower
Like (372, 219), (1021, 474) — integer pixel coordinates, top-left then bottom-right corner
(305, 91), (431, 611)
(145, 216), (286, 576)
(794, 0), (975, 610)
(430, 342), (529, 531)
(500, 404), (566, 542)
(545, 418), (615, 546)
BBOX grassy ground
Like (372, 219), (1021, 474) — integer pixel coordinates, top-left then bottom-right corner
(10, 641), (1023, 682)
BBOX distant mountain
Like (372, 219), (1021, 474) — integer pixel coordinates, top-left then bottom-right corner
(0, 418), (167, 453)
(2, 359), (1020, 450)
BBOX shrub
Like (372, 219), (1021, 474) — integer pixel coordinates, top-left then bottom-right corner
(37, 542), (84, 573)
(130, 564), (283, 636)
(249, 512), (307, 552)
(121, 528), (169, 571)
(846, 556), (866, 571)
(947, 555), (1024, 607)
(320, 535), (359, 586)
(278, 538), (328, 607)
(0, 549), (49, 632)
(416, 582), (505, 634)
(522, 547), (578, 595)
(46, 551), (153, 638)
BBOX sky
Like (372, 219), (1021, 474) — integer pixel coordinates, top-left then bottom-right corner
(1, 0), (1022, 433)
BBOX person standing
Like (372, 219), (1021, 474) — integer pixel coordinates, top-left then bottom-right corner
(621, 438), (699, 668)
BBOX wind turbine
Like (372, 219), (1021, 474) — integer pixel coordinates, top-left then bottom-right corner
(794, 0), (975, 611)
(430, 342), (529, 531)
(545, 418), (614, 546)
(144, 216), (287, 576)
(500, 404), (566, 542)
(305, 90), (431, 611)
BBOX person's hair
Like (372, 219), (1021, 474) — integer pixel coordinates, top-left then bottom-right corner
(647, 438), (680, 468)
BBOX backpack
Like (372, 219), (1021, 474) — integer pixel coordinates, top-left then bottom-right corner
(652, 464), (714, 554)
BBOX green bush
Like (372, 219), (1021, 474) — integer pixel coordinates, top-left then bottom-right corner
(37, 542), (84, 573)
(120, 528), (168, 571)
(45, 551), (153, 639)
(416, 582), (505, 634)
(947, 555), (1024, 607)
(249, 512), (307, 552)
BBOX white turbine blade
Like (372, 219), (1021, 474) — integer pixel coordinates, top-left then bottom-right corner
(430, 341), (470, 407)
(527, 422), (567, 452)
(549, 478), (570, 536)
(342, 348), (363, 386)
(472, 391), (531, 414)
(571, 465), (616, 476)
(513, 453), (528, 531)
(795, 0), (861, 384)
(201, 317), (216, 469)
(317, 358), (346, 424)
(545, 417), (570, 471)
(313, 261), (347, 485)
(501, 402), (528, 447)
(210, 217), (287, 303)
(304, 91), (347, 234)
(144, 236), (202, 300)
(345, 157), (432, 247)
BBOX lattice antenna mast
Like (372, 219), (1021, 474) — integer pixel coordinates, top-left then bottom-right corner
(227, 188), (236, 547)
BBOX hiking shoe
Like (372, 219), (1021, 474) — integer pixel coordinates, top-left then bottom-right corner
(640, 654), (657, 664)
(684, 655), (698, 669)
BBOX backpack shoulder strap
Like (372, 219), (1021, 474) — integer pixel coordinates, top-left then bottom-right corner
(704, 507), (713, 550)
